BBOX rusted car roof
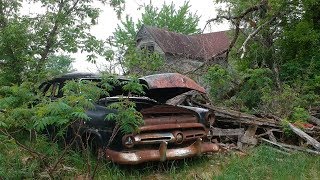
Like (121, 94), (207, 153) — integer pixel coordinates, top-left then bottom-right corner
(139, 73), (206, 103)
(140, 25), (230, 60)
(140, 73), (205, 93)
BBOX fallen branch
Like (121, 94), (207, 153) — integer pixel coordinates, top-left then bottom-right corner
(260, 138), (292, 152)
(289, 123), (320, 151)
(261, 138), (320, 155)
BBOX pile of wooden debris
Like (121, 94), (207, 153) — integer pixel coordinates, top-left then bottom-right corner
(167, 91), (320, 155)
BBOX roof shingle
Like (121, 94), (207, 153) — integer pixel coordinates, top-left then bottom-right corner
(142, 26), (230, 60)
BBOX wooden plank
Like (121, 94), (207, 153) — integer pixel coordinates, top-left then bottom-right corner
(268, 131), (277, 142)
(240, 125), (258, 145)
(192, 101), (280, 127)
(289, 123), (320, 151)
(210, 127), (244, 136)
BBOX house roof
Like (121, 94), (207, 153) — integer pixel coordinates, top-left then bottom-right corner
(140, 26), (230, 60)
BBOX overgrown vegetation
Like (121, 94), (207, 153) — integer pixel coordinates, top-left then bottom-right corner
(204, 0), (320, 123)
(0, 0), (145, 178)
(1, 0), (320, 178)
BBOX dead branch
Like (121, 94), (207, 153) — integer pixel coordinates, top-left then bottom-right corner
(289, 123), (320, 151)
(261, 138), (320, 155)
(238, 15), (277, 59)
(49, 122), (82, 176)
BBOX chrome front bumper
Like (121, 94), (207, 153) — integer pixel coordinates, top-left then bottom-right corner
(105, 138), (219, 164)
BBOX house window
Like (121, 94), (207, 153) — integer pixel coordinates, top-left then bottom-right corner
(136, 37), (142, 44)
(140, 43), (155, 53)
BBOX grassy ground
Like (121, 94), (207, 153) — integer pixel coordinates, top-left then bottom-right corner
(95, 145), (320, 180)
(1, 143), (320, 179)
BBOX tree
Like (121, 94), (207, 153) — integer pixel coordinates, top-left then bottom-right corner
(204, 0), (320, 116)
(0, 0), (124, 85)
(112, 1), (200, 74)
(0, 0), (128, 178)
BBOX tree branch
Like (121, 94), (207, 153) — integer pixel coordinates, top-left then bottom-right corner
(238, 15), (277, 59)
(203, 0), (266, 32)
(200, 0), (269, 64)
(38, 1), (65, 66)
(38, 0), (80, 69)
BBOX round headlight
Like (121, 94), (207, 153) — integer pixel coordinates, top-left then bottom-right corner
(173, 131), (184, 144)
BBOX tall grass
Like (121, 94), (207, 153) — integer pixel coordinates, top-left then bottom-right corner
(215, 146), (320, 180)
(1, 142), (319, 179)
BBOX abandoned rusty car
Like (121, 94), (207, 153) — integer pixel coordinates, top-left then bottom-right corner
(40, 72), (219, 164)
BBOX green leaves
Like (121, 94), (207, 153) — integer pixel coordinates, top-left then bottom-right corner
(122, 77), (145, 95)
(139, 1), (200, 35)
(71, 111), (91, 121)
(106, 98), (143, 134)
(63, 80), (107, 103)
(45, 55), (74, 77)
(210, 0), (320, 117)
(105, 78), (145, 134)
(205, 65), (233, 101)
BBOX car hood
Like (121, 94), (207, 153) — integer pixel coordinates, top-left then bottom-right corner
(139, 73), (206, 103)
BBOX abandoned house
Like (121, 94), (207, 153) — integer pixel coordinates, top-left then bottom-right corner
(135, 25), (230, 76)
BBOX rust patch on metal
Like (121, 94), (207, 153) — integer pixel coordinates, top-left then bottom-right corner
(140, 73), (206, 94)
(122, 129), (207, 148)
(139, 123), (205, 132)
(105, 138), (220, 164)
(141, 105), (198, 115)
(144, 115), (198, 125)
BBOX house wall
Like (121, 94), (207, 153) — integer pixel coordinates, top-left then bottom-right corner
(164, 54), (203, 73)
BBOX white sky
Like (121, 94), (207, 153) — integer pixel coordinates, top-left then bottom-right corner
(23, 0), (229, 73)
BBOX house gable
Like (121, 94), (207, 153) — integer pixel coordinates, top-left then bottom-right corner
(136, 25), (164, 55)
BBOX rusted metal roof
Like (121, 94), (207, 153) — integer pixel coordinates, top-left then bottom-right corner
(143, 26), (230, 60)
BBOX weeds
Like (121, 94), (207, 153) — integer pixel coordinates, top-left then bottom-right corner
(1, 144), (319, 179)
